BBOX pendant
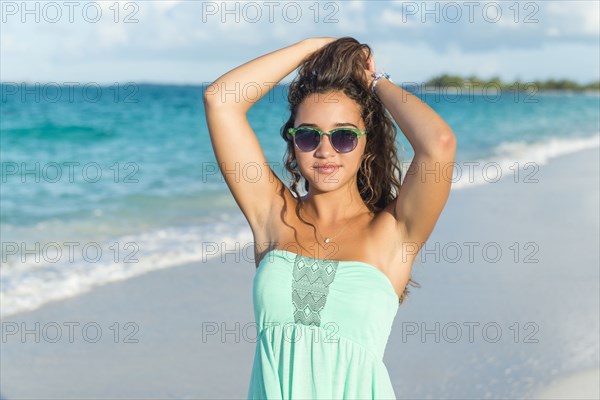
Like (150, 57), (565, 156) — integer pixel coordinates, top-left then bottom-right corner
(324, 238), (331, 244)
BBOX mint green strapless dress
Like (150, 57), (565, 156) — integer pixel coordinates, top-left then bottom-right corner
(247, 248), (399, 399)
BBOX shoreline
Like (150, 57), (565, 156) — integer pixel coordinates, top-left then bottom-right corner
(3, 134), (598, 319)
(1, 146), (598, 399)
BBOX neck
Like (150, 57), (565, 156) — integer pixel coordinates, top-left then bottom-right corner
(300, 185), (369, 225)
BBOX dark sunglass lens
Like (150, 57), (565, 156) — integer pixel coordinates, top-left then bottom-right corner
(294, 128), (319, 151)
(331, 129), (357, 152)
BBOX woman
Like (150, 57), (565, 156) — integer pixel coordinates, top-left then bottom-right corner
(204, 37), (456, 399)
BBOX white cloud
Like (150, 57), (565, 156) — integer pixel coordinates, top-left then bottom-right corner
(487, 1), (600, 40)
(0, 34), (20, 54)
(545, 27), (561, 38)
(331, 0), (368, 33)
(151, 0), (183, 14)
(380, 9), (414, 28)
(546, 1), (600, 37)
(347, 0), (365, 12)
(96, 23), (129, 48)
(1, 0), (598, 84)
(371, 39), (598, 85)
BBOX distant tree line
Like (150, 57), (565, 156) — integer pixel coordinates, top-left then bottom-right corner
(423, 73), (600, 91)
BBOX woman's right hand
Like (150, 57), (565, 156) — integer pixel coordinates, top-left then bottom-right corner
(304, 37), (338, 53)
(363, 48), (377, 90)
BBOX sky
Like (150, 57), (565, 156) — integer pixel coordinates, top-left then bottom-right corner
(1, 0), (599, 85)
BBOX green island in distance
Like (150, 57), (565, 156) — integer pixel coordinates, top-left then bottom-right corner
(420, 73), (600, 92)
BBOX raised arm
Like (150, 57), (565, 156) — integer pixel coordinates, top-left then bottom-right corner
(203, 38), (336, 231)
(374, 77), (457, 247)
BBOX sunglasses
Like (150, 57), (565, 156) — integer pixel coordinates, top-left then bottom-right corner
(287, 126), (367, 153)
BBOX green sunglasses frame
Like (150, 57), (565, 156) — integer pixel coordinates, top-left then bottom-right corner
(287, 127), (367, 152)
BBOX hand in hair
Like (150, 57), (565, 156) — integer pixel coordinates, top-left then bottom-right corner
(363, 47), (377, 89)
(305, 37), (339, 53)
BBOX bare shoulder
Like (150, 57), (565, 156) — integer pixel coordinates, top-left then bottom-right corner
(369, 202), (416, 288)
(250, 183), (297, 264)
(369, 202), (408, 263)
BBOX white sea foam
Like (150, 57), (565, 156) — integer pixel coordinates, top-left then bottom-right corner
(0, 216), (254, 317)
(3, 134), (598, 317)
(448, 133), (600, 190)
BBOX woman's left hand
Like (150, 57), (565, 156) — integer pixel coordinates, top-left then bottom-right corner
(363, 48), (377, 90)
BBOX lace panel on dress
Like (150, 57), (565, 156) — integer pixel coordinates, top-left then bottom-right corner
(291, 254), (339, 327)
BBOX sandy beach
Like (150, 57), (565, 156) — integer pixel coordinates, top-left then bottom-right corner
(1, 147), (598, 399)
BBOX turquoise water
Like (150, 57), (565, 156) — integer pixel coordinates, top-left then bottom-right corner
(1, 83), (598, 316)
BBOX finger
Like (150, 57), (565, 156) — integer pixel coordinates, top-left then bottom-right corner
(363, 48), (373, 65)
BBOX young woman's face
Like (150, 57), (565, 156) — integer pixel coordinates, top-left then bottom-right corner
(293, 91), (367, 193)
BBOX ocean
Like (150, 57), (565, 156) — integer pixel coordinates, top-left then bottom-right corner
(1, 83), (598, 317)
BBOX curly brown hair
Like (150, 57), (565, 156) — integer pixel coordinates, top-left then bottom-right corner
(279, 37), (420, 305)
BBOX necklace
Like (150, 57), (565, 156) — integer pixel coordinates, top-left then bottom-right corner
(299, 203), (361, 245)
